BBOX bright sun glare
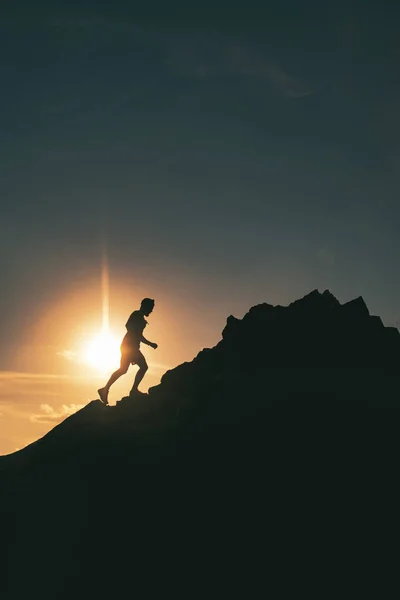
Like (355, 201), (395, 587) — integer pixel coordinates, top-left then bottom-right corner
(80, 248), (121, 374)
(83, 330), (120, 374)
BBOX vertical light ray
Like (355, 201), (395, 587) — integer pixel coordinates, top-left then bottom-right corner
(101, 246), (110, 334)
(79, 236), (121, 373)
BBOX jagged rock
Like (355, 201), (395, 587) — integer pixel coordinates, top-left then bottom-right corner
(288, 288), (340, 313)
(386, 327), (400, 339)
(147, 289), (399, 403)
(369, 315), (384, 330)
(221, 314), (242, 340)
(340, 296), (370, 319)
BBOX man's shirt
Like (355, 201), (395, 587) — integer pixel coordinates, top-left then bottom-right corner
(125, 310), (147, 348)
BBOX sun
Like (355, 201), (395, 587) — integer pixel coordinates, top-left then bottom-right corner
(82, 329), (120, 374)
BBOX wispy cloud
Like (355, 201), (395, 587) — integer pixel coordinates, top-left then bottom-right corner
(165, 35), (315, 99)
(0, 372), (97, 454)
(226, 45), (315, 98)
(57, 346), (171, 375)
(0, 371), (97, 413)
(0, 372), (98, 401)
(30, 403), (85, 423)
(0, 371), (80, 381)
(57, 351), (77, 362)
(148, 361), (172, 373)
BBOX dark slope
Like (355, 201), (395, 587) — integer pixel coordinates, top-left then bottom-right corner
(1, 289), (399, 598)
(2, 288), (398, 471)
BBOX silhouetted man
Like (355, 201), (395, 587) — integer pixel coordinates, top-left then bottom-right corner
(98, 298), (158, 405)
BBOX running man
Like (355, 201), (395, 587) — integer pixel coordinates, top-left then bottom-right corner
(98, 297), (158, 405)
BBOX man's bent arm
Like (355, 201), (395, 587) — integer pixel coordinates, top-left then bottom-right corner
(141, 335), (154, 346)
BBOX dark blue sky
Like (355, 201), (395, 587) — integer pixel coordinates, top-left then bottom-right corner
(1, 0), (400, 371)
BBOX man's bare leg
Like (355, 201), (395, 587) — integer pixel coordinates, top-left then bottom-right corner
(98, 357), (129, 405)
(129, 358), (148, 396)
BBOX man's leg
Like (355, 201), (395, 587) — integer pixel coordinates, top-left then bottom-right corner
(98, 356), (130, 405)
(130, 353), (148, 395)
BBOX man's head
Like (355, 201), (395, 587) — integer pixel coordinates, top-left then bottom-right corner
(140, 297), (155, 316)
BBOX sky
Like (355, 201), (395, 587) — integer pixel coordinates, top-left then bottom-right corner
(1, 1), (400, 453)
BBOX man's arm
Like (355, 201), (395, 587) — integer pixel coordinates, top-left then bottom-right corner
(141, 335), (158, 349)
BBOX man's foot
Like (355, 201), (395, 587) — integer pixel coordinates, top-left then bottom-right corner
(98, 387), (109, 405)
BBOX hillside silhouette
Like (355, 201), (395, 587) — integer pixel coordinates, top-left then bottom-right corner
(1, 289), (399, 598)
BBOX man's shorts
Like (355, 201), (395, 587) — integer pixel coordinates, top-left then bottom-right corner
(121, 342), (145, 365)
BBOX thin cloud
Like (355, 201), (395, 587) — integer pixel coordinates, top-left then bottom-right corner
(57, 348), (171, 375)
(226, 45), (315, 98)
(0, 371), (98, 412)
(148, 361), (172, 373)
(30, 403), (85, 424)
(0, 371), (76, 381)
(57, 350), (78, 362)
(0, 371), (98, 387)
(164, 32), (316, 99)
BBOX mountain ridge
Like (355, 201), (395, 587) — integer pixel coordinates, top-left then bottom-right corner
(1, 288), (398, 468)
